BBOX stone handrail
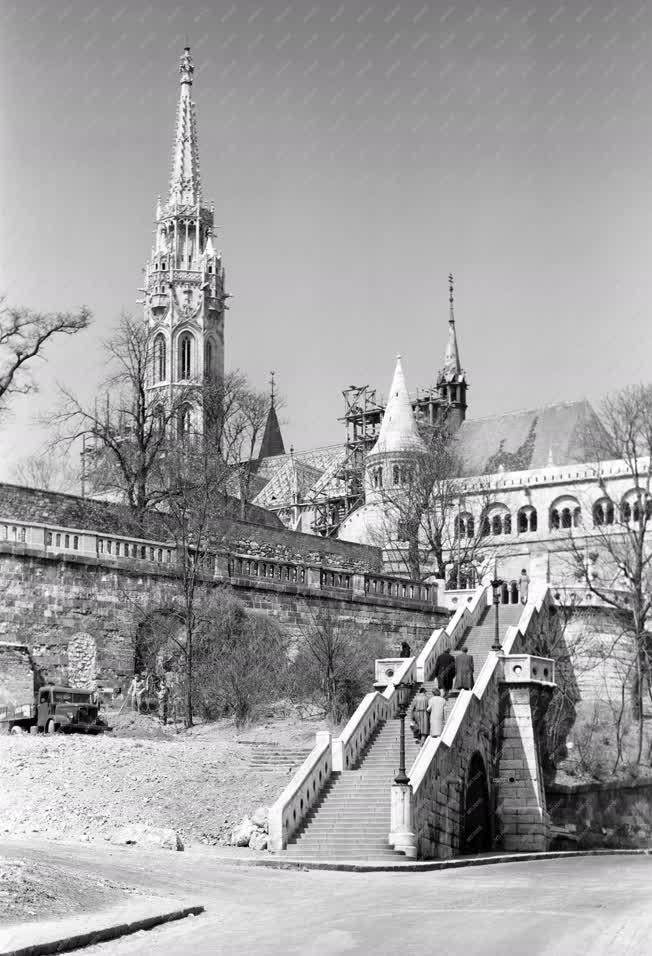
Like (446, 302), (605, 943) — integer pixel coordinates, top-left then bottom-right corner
(415, 584), (489, 683)
(332, 656), (416, 772)
(407, 584), (554, 852)
(268, 731), (331, 851)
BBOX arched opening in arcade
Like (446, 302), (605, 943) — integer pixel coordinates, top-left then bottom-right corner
(460, 751), (492, 855)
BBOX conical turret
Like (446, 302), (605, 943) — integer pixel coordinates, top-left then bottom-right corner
(370, 356), (425, 457)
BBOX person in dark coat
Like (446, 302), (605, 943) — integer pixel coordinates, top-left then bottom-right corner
(410, 687), (429, 743)
(519, 569), (530, 605)
(399, 641), (412, 658)
(455, 647), (474, 690)
(433, 647), (455, 696)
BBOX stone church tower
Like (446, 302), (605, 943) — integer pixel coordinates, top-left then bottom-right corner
(142, 47), (226, 439)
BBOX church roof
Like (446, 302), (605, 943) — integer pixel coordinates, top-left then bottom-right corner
(258, 404), (286, 459)
(369, 356), (426, 457)
(456, 399), (603, 476)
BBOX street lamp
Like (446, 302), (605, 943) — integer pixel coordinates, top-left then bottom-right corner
(490, 577), (504, 652)
(394, 682), (411, 786)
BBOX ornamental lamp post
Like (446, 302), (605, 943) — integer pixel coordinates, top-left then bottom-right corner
(394, 682), (411, 786)
(490, 577), (504, 652)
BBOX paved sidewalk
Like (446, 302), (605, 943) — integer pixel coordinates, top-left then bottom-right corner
(0, 899), (203, 956)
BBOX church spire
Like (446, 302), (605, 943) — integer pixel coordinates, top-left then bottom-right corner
(442, 272), (462, 378)
(168, 46), (202, 208)
(259, 371), (286, 459)
(436, 273), (468, 431)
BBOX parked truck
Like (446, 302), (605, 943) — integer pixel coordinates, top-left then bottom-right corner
(1, 684), (111, 735)
(0, 642), (110, 735)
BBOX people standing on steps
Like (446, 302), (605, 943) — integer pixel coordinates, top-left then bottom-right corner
(455, 647), (474, 690)
(433, 647), (455, 697)
(519, 568), (530, 604)
(427, 688), (446, 738)
(410, 686), (429, 744)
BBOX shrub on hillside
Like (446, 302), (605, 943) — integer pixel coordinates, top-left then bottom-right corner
(291, 611), (388, 724)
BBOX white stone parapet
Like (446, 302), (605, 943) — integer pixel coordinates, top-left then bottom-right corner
(268, 731), (331, 852)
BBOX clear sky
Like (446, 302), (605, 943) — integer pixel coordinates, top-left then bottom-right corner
(2, 0), (652, 484)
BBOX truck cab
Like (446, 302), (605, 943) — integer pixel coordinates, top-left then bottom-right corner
(36, 685), (108, 734)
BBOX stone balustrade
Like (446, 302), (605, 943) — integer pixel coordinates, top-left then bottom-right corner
(0, 514), (438, 613)
(268, 731), (331, 851)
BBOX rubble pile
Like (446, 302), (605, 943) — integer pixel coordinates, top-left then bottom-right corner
(0, 717), (318, 849)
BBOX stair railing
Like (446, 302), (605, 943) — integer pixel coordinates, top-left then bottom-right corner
(415, 584), (490, 683)
(332, 655), (417, 772)
(405, 583), (554, 859)
(268, 731), (331, 851)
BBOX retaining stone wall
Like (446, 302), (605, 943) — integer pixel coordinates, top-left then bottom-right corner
(0, 550), (445, 690)
(546, 777), (652, 849)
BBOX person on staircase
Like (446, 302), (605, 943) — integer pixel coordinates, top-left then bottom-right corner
(519, 569), (530, 604)
(410, 686), (430, 744)
(427, 688), (446, 738)
(455, 647), (474, 690)
(399, 640), (412, 658)
(433, 647), (455, 697)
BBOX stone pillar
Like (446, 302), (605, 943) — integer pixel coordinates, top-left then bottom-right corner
(495, 683), (550, 852)
(306, 567), (322, 590)
(352, 573), (366, 597)
(389, 783), (417, 858)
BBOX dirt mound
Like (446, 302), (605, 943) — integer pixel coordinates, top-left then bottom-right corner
(0, 716), (328, 849)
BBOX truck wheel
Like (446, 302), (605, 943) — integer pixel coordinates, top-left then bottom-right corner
(46, 720), (57, 734)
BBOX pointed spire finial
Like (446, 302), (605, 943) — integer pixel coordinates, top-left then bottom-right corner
(441, 273), (461, 378)
(179, 46), (194, 86)
(270, 371), (276, 408)
(449, 272), (455, 320)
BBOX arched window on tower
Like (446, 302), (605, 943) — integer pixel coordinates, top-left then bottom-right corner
(154, 334), (166, 383)
(177, 404), (192, 440)
(179, 333), (193, 380)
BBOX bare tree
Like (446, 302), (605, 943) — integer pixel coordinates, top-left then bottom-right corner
(11, 450), (79, 493)
(568, 384), (652, 764)
(220, 371), (275, 518)
(371, 418), (495, 583)
(48, 315), (191, 529)
(0, 298), (90, 416)
(292, 609), (387, 723)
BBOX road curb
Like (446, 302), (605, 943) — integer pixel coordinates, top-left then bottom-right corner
(1, 904), (205, 956)
(210, 847), (652, 874)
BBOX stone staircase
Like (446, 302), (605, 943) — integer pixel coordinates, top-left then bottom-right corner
(277, 599), (530, 860)
(456, 604), (524, 669)
(285, 718), (422, 860)
(239, 741), (312, 773)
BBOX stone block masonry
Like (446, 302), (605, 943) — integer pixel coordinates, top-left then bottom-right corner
(0, 546), (446, 690)
(0, 642), (34, 707)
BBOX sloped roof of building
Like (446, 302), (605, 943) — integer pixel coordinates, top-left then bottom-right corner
(456, 399), (604, 476)
(253, 457), (324, 509)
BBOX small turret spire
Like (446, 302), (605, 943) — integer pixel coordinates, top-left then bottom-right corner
(369, 356), (425, 457)
(270, 370), (276, 408)
(168, 46), (202, 208)
(442, 272), (461, 378)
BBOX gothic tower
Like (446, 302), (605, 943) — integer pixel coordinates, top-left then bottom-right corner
(436, 274), (467, 432)
(143, 47), (226, 440)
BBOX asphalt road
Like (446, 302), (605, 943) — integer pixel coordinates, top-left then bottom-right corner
(4, 840), (651, 956)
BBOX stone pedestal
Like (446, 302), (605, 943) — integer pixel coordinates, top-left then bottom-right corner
(389, 783), (417, 858)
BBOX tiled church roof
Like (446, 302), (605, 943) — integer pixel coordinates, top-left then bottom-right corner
(455, 399), (604, 476)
